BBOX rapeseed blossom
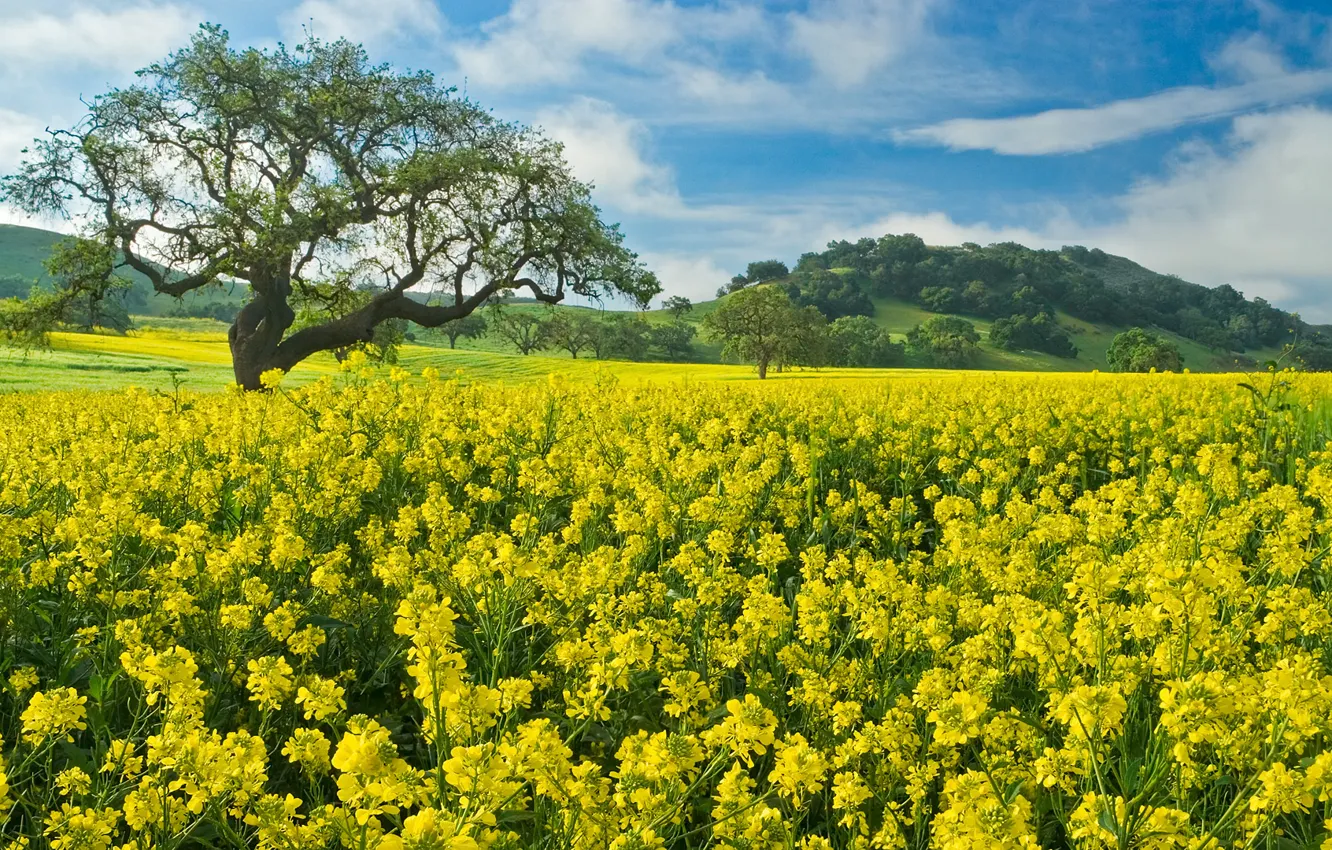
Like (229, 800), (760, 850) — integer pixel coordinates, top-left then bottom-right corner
(0, 369), (1331, 847)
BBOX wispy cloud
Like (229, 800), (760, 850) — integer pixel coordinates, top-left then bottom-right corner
(280, 0), (444, 48)
(894, 69), (1332, 154)
(534, 98), (688, 217)
(0, 3), (199, 74)
(788, 0), (938, 88)
(0, 108), (45, 173)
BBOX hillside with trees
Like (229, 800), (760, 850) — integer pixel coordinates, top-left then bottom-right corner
(6, 217), (1332, 373)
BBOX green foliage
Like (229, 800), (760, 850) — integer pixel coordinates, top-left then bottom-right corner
(439, 313), (488, 349)
(542, 312), (599, 359)
(826, 315), (905, 367)
(782, 269), (874, 319)
(718, 259), (792, 298)
(661, 295), (693, 319)
(0, 289), (68, 348)
(918, 285), (959, 313)
(907, 315), (982, 368)
(744, 259), (789, 284)
(1106, 328), (1184, 372)
(703, 285), (806, 378)
(990, 312), (1078, 358)
(786, 233), (1305, 354)
(647, 320), (697, 360)
(596, 314), (651, 361)
(42, 238), (133, 333)
(492, 310), (549, 355)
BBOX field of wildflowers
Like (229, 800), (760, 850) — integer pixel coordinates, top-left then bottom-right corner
(3, 366), (1332, 850)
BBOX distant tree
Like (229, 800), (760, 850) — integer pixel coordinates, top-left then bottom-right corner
(783, 269), (873, 319)
(440, 313), (488, 349)
(601, 314), (650, 361)
(647, 321), (697, 360)
(703, 285), (804, 378)
(907, 315), (982, 368)
(960, 280), (1001, 316)
(780, 306), (830, 370)
(990, 311), (1078, 358)
(44, 239), (133, 333)
(744, 260), (789, 284)
(0, 289), (68, 347)
(827, 315), (905, 367)
(918, 286), (959, 313)
(1105, 328), (1183, 372)
(726, 275), (750, 294)
(661, 295), (693, 319)
(543, 311), (598, 359)
(493, 311), (548, 355)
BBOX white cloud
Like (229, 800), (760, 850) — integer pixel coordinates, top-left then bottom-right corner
(280, 0), (443, 48)
(1084, 107), (1332, 318)
(789, 0), (936, 89)
(1211, 32), (1289, 81)
(895, 70), (1332, 154)
(0, 109), (45, 173)
(638, 252), (732, 300)
(0, 4), (198, 74)
(535, 98), (687, 217)
(454, 0), (682, 89)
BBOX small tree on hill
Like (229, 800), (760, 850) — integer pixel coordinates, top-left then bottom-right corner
(827, 315), (904, 367)
(543, 312), (599, 359)
(907, 315), (982, 368)
(1106, 328), (1183, 372)
(601, 315), (651, 361)
(744, 260), (789, 284)
(703, 285), (804, 378)
(662, 296), (693, 319)
(648, 321), (697, 360)
(441, 313), (487, 349)
(493, 311), (548, 355)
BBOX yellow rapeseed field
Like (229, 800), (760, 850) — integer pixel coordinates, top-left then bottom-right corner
(4, 363), (1332, 850)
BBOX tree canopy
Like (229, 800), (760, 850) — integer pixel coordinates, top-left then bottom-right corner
(1106, 328), (1184, 373)
(703, 285), (805, 378)
(0, 26), (658, 388)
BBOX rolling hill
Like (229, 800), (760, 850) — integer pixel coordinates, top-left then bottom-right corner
(0, 224), (249, 317)
(0, 222), (1319, 372)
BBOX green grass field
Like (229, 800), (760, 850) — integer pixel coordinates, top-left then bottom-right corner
(2, 322), (956, 393)
(0, 285), (1272, 393)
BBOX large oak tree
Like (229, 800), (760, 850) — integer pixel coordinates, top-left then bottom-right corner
(0, 26), (658, 388)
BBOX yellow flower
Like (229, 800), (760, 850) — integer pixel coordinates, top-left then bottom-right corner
(21, 688), (87, 744)
(247, 655), (295, 710)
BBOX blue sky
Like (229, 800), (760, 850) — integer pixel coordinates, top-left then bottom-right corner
(2, 0), (1332, 315)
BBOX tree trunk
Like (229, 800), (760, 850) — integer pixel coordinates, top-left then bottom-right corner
(228, 266), (297, 390)
(757, 358), (769, 379)
(448, 337), (457, 349)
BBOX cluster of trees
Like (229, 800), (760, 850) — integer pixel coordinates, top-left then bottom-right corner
(1105, 328), (1184, 373)
(717, 260), (790, 298)
(486, 308), (699, 362)
(704, 286), (979, 377)
(791, 234), (1316, 357)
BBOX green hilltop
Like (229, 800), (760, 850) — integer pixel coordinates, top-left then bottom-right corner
(1, 223), (1324, 372)
(0, 224), (249, 320)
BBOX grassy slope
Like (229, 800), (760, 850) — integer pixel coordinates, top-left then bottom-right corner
(0, 224), (1285, 376)
(1, 321), (945, 393)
